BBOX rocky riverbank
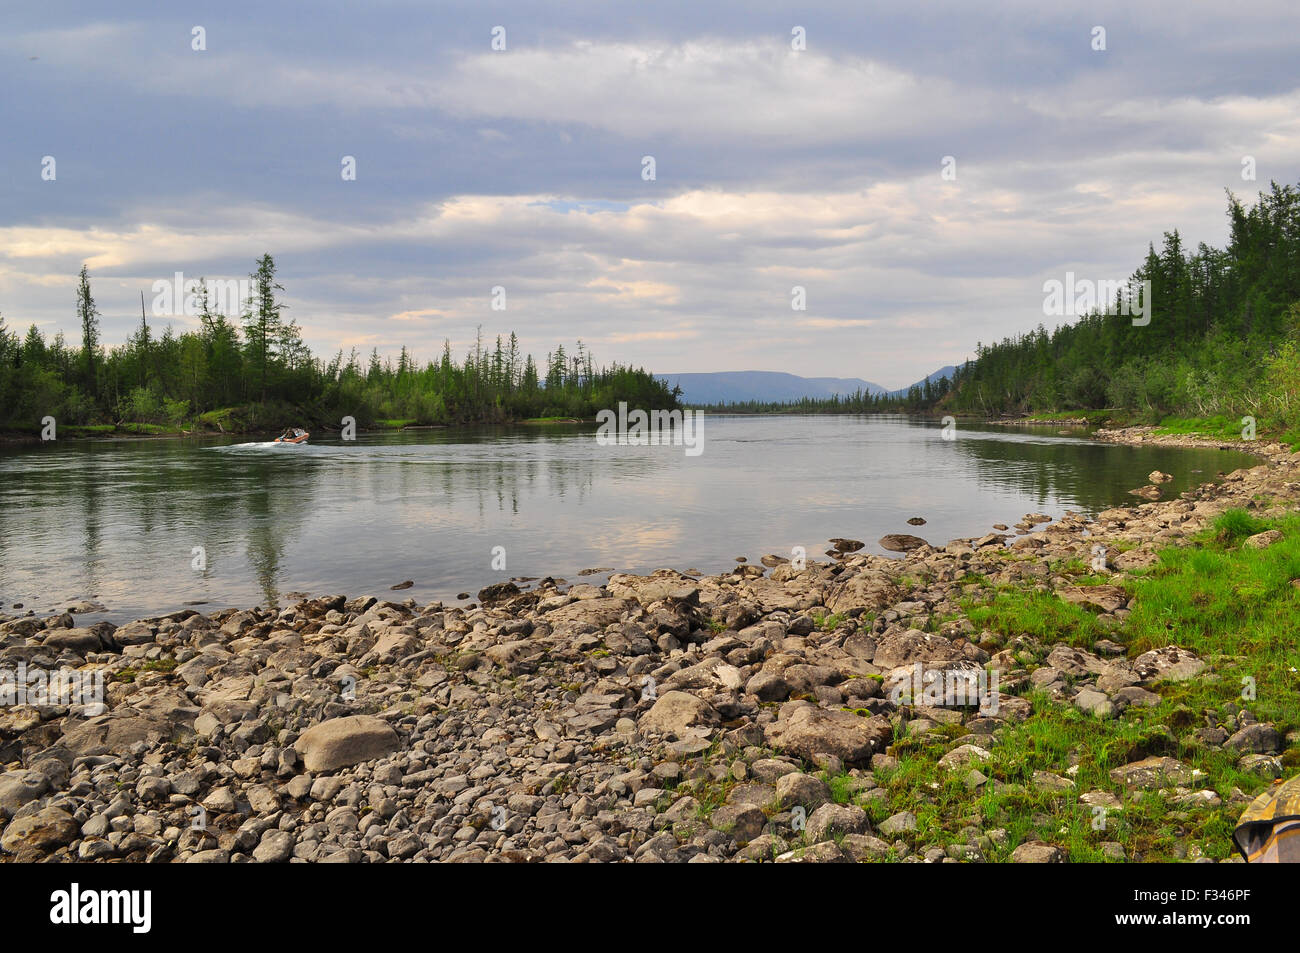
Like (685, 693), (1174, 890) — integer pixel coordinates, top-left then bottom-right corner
(1094, 425), (1271, 454)
(2, 429), (1297, 863)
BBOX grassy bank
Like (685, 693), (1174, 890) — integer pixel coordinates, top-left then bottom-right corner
(1023, 409), (1122, 426)
(775, 510), (1299, 862)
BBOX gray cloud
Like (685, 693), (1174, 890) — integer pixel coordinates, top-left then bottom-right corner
(1, 1), (1297, 388)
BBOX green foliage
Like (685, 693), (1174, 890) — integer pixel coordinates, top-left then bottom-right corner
(1153, 416), (1243, 440)
(76, 263), (100, 387)
(1209, 508), (1268, 544)
(0, 260), (677, 433)
(1263, 327), (1300, 434)
(864, 516), (1300, 862)
(943, 183), (1300, 425)
(1025, 409), (1116, 424)
(964, 588), (1107, 648)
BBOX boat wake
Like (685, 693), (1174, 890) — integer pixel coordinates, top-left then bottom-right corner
(212, 441), (312, 452)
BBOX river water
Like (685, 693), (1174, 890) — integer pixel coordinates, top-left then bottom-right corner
(0, 416), (1260, 621)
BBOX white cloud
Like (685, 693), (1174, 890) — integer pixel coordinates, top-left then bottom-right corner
(3, 9), (1299, 386)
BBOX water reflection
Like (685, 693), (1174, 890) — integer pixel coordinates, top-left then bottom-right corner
(0, 417), (1261, 621)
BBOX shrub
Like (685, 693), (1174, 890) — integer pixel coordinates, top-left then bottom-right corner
(1210, 509), (1267, 544)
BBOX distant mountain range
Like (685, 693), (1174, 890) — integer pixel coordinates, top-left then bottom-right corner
(658, 367), (957, 405)
(897, 366), (958, 396)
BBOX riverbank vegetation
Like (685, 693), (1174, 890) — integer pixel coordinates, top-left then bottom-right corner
(851, 508), (1300, 862)
(693, 183), (1300, 447)
(689, 376), (953, 415)
(0, 254), (678, 436)
(946, 184), (1299, 427)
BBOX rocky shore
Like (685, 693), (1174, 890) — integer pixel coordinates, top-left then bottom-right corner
(2, 429), (1297, 863)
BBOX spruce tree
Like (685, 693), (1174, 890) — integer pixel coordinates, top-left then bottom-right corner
(242, 253), (286, 401)
(76, 264), (100, 397)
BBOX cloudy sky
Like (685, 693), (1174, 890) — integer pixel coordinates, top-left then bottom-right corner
(3, 1), (1297, 389)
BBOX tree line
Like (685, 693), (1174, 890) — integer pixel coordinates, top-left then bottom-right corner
(691, 181), (1299, 434)
(944, 181), (1300, 427)
(688, 376), (953, 414)
(0, 254), (680, 433)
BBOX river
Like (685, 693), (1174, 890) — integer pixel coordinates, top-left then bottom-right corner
(0, 415), (1260, 621)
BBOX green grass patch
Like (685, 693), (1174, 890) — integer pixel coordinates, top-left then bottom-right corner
(964, 588), (1108, 648)
(1154, 415), (1246, 441)
(812, 611), (848, 631)
(887, 512), (1300, 861)
(1209, 508), (1268, 544)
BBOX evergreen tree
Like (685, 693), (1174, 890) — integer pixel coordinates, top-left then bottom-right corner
(242, 253), (286, 400)
(76, 264), (100, 398)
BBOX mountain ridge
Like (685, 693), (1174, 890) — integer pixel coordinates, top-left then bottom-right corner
(658, 368), (956, 405)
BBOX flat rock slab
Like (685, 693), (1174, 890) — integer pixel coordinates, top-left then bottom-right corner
(826, 571), (901, 613)
(1226, 723), (1282, 754)
(1057, 585), (1127, 613)
(543, 597), (634, 627)
(0, 770), (50, 817)
(764, 703), (891, 766)
(40, 628), (110, 653)
(938, 743), (992, 769)
(878, 810), (917, 835)
(806, 803), (869, 841)
(710, 804), (766, 842)
(776, 842), (853, 863)
(878, 534), (929, 552)
(1131, 645), (1203, 683)
(873, 629), (962, 669)
(1011, 841), (1063, 863)
(606, 573), (700, 606)
(1, 806), (79, 856)
(1109, 756), (1195, 789)
(638, 691), (719, 737)
(1112, 549), (1159, 571)
(59, 709), (187, 756)
(293, 715), (401, 772)
(1072, 688), (1115, 719)
(1045, 644), (1109, 676)
(1244, 530), (1283, 549)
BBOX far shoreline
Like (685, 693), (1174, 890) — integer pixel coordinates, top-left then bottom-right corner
(0, 418), (603, 446)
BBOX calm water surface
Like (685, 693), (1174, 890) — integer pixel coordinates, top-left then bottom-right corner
(0, 416), (1260, 621)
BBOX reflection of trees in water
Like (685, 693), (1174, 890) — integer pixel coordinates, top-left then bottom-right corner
(32, 445), (108, 598)
(80, 459), (103, 594)
(951, 428), (1258, 512)
(390, 427), (605, 518)
(1, 437), (258, 604)
(245, 523), (283, 608)
(952, 435), (1113, 510)
(235, 454), (322, 609)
